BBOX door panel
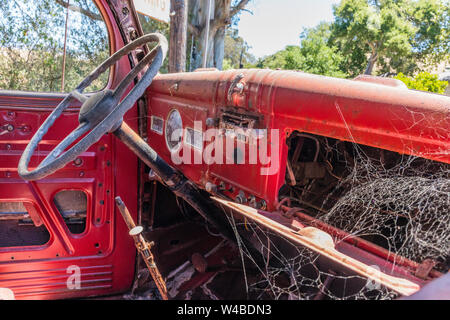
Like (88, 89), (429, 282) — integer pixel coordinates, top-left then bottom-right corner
(0, 92), (138, 299)
(0, 0), (146, 299)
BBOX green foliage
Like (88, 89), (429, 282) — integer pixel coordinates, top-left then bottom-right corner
(256, 46), (303, 70)
(409, 0), (450, 62)
(223, 29), (256, 69)
(138, 13), (170, 73)
(255, 23), (347, 78)
(254, 0), (449, 79)
(394, 72), (448, 93)
(0, 0), (109, 92)
(329, 0), (450, 76)
(298, 23), (348, 78)
(222, 58), (233, 70)
(254, 0), (448, 78)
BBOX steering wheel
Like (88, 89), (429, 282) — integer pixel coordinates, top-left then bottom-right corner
(18, 33), (167, 181)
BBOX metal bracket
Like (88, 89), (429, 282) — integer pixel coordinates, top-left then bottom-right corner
(415, 259), (436, 280)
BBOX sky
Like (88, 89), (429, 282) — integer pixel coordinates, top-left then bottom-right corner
(236, 0), (341, 58)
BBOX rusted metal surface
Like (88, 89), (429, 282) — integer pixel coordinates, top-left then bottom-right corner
(191, 252), (208, 273)
(415, 259), (437, 280)
(213, 197), (423, 297)
(114, 121), (249, 247)
(150, 70), (449, 165)
(278, 204), (442, 280)
(114, 122), (182, 186)
(168, 241), (239, 299)
(115, 197), (168, 300)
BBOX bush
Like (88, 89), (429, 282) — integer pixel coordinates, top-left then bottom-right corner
(394, 72), (448, 94)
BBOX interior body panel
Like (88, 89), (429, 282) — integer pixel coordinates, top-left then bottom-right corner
(0, 0), (140, 299)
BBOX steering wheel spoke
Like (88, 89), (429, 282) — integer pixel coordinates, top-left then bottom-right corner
(70, 90), (88, 103)
(18, 33), (168, 181)
(38, 122), (92, 169)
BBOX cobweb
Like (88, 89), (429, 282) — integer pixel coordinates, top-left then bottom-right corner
(219, 141), (450, 300)
(223, 210), (397, 300)
(319, 154), (450, 267)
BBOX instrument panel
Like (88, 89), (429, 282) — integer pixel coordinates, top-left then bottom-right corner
(146, 69), (450, 211)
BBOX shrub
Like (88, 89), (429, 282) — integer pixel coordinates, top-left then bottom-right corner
(394, 72), (448, 94)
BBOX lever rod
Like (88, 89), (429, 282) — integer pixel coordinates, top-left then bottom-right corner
(115, 196), (169, 300)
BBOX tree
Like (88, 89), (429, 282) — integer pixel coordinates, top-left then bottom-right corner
(409, 0), (450, 64)
(138, 14), (170, 73)
(256, 46), (304, 70)
(168, 0), (188, 73)
(298, 23), (347, 77)
(0, 0), (109, 92)
(223, 28), (255, 69)
(187, 0), (251, 71)
(255, 23), (347, 78)
(330, 0), (450, 76)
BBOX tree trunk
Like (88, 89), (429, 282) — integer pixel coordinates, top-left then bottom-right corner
(169, 0), (188, 73)
(213, 27), (225, 69)
(212, 0), (227, 70)
(188, 0), (249, 71)
(365, 48), (378, 75)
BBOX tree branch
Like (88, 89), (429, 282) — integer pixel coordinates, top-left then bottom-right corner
(55, 0), (102, 21)
(239, 8), (253, 15)
(230, 0), (251, 18)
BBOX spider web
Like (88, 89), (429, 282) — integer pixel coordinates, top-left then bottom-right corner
(319, 154), (450, 267)
(220, 142), (449, 300)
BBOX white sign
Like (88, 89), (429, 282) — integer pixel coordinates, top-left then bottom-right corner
(134, 0), (170, 23)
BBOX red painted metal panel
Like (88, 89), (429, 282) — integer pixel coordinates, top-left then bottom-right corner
(0, 101), (140, 300)
(147, 69), (450, 210)
(0, 0), (139, 299)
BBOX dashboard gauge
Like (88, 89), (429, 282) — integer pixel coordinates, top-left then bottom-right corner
(165, 109), (183, 151)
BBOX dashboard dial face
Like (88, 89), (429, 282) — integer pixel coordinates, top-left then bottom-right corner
(165, 109), (183, 151)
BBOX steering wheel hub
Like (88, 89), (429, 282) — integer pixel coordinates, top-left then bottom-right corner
(18, 33), (168, 181)
(78, 89), (115, 126)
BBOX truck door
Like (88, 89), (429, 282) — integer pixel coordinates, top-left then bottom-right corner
(0, 0), (140, 299)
